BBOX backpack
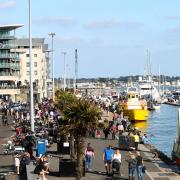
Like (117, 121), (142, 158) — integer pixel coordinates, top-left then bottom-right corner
(104, 148), (113, 161)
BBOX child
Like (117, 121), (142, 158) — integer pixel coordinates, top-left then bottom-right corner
(14, 152), (20, 175)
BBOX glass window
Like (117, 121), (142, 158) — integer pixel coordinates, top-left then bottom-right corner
(26, 62), (30, 67)
(34, 62), (37, 67)
(26, 54), (29, 57)
(26, 71), (29, 75)
(34, 71), (38, 75)
(34, 54), (37, 57)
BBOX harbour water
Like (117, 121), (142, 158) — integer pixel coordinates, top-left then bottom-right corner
(134, 104), (178, 158)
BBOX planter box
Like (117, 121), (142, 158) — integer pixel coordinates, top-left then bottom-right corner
(59, 159), (85, 177)
(57, 141), (70, 155)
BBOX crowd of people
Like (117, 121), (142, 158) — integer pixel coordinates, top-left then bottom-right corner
(85, 143), (145, 180)
(0, 99), (60, 180)
(0, 96), (150, 180)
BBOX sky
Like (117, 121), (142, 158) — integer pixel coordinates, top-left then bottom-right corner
(1, 0), (180, 78)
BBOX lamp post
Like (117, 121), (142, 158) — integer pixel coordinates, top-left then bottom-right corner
(48, 32), (56, 101)
(29, 0), (34, 132)
(44, 50), (51, 97)
(62, 52), (67, 91)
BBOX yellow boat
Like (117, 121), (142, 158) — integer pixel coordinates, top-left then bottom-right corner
(120, 88), (149, 121)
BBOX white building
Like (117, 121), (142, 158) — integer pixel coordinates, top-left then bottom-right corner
(14, 38), (51, 101)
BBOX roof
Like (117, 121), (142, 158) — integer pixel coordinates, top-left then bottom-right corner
(13, 38), (45, 46)
(0, 24), (24, 30)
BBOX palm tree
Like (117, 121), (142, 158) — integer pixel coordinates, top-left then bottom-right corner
(55, 89), (77, 159)
(63, 98), (101, 180)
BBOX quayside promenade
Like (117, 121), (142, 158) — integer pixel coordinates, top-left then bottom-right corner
(0, 112), (180, 180)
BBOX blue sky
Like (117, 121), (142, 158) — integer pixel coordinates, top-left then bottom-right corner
(1, 0), (180, 78)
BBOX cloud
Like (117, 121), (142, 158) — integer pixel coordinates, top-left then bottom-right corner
(33, 16), (76, 26)
(166, 15), (180, 20)
(84, 19), (143, 29)
(0, 0), (16, 9)
(60, 36), (83, 44)
(168, 26), (180, 33)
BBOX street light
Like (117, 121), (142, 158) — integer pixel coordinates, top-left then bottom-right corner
(29, 0), (34, 132)
(44, 49), (52, 97)
(48, 32), (56, 101)
(62, 52), (67, 91)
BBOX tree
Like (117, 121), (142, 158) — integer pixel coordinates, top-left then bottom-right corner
(55, 89), (77, 159)
(57, 92), (101, 180)
(62, 97), (101, 180)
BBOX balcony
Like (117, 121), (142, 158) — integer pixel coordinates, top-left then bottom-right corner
(0, 73), (19, 78)
(0, 88), (21, 95)
(0, 35), (15, 40)
(0, 44), (16, 49)
(0, 63), (19, 70)
(0, 53), (19, 59)
(11, 64), (20, 70)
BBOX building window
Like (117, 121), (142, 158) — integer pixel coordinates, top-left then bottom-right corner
(34, 54), (37, 57)
(34, 62), (37, 67)
(26, 62), (30, 67)
(26, 71), (30, 75)
(26, 54), (29, 57)
(34, 71), (38, 75)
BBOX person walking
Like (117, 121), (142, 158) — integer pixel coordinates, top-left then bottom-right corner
(136, 151), (144, 180)
(102, 145), (114, 176)
(110, 123), (117, 140)
(127, 153), (137, 180)
(133, 133), (140, 150)
(112, 148), (122, 176)
(14, 152), (20, 175)
(85, 143), (94, 171)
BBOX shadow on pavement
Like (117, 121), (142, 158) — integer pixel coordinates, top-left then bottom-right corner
(0, 165), (14, 172)
(47, 171), (59, 177)
(88, 171), (128, 180)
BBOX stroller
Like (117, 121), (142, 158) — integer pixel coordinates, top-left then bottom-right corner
(112, 159), (121, 177)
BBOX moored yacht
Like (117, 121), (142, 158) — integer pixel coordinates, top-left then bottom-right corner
(138, 76), (161, 103)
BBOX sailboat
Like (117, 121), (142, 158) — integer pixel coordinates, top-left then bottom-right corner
(139, 50), (161, 110)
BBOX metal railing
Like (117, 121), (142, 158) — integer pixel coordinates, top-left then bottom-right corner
(0, 72), (19, 76)
(0, 44), (16, 49)
(0, 63), (19, 69)
(0, 35), (15, 39)
(0, 54), (19, 59)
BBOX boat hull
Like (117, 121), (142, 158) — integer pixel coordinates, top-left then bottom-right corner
(154, 105), (160, 110)
(123, 109), (148, 121)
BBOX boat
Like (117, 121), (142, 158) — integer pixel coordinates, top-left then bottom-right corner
(138, 76), (161, 103)
(147, 99), (161, 111)
(119, 87), (149, 121)
(131, 121), (147, 133)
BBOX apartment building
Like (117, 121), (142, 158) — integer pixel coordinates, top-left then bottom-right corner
(0, 24), (23, 101)
(15, 38), (51, 101)
(0, 24), (51, 102)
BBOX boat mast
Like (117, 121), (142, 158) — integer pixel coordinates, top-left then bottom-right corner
(158, 64), (161, 96)
(178, 108), (180, 139)
(147, 49), (153, 103)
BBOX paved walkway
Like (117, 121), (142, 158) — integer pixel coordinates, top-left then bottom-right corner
(0, 113), (180, 180)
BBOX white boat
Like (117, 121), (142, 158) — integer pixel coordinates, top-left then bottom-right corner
(148, 101), (161, 111)
(138, 76), (161, 103)
(153, 104), (160, 110)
